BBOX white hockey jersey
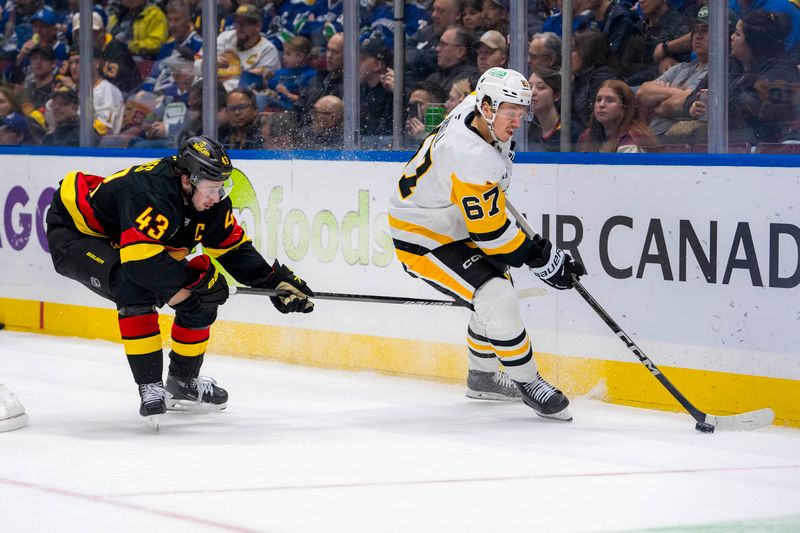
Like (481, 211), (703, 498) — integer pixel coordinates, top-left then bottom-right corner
(388, 94), (533, 268)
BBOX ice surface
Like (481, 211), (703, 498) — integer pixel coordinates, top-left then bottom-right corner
(1, 331), (798, 533)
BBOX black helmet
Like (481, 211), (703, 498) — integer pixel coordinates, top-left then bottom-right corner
(178, 135), (233, 182)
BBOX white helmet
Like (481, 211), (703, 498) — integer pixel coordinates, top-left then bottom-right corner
(475, 67), (532, 112)
(474, 67), (531, 144)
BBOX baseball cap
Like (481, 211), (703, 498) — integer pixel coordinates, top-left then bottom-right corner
(51, 87), (79, 105)
(31, 7), (57, 25)
(0, 112), (28, 136)
(695, 6), (709, 25)
(30, 44), (55, 60)
(234, 4), (262, 23)
(473, 30), (507, 52)
(360, 37), (392, 63)
(72, 11), (104, 32)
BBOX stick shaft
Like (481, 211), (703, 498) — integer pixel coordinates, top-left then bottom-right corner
(232, 286), (468, 307)
(505, 199), (707, 423)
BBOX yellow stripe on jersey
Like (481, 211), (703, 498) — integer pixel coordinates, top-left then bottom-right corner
(120, 242), (164, 263)
(395, 250), (474, 301)
(203, 237), (249, 259)
(123, 334), (162, 356)
(388, 215), (455, 246)
(171, 339), (209, 357)
(60, 171), (106, 238)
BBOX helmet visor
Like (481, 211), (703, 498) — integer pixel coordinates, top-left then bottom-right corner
(495, 107), (533, 123)
(192, 174), (234, 201)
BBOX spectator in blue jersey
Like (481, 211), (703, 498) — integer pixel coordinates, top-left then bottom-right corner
(8, 7), (68, 83)
(265, 35), (317, 111)
(584, 0), (642, 74)
(0, 111), (34, 145)
(361, 0), (433, 48)
(0, 0), (44, 62)
(542, 0), (594, 37)
(141, 0), (203, 94)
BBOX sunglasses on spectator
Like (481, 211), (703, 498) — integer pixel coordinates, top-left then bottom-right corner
(226, 104), (253, 113)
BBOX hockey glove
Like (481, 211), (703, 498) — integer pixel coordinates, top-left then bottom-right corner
(526, 236), (586, 290)
(184, 255), (229, 306)
(263, 260), (315, 314)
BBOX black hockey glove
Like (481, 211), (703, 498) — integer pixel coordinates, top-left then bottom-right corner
(184, 255), (229, 306)
(260, 260), (315, 314)
(525, 236), (585, 290)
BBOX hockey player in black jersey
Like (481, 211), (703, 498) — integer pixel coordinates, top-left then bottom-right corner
(46, 135), (314, 423)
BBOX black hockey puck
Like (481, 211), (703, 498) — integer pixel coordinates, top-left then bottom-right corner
(695, 422), (715, 433)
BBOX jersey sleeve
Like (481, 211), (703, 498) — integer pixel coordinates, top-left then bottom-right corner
(449, 155), (534, 268)
(117, 192), (193, 298)
(199, 199), (272, 286)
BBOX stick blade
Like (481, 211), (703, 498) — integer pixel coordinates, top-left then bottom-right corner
(705, 408), (775, 431)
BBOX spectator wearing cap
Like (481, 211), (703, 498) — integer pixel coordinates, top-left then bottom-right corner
(474, 30), (507, 75)
(299, 32), (344, 125)
(141, 0), (203, 94)
(107, 0), (168, 58)
(213, 4), (280, 93)
(57, 52), (124, 137)
(528, 32), (562, 72)
(406, 0), (463, 88)
(218, 87), (264, 150)
(20, 45), (57, 112)
(0, 112), (33, 145)
(44, 88), (94, 146)
(427, 26), (477, 94)
(359, 37), (394, 139)
(265, 36), (317, 111)
(10, 6), (68, 81)
(72, 12), (141, 94)
(636, 7), (709, 142)
(482, 0), (510, 35)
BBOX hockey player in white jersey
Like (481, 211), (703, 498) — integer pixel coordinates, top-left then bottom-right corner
(388, 67), (585, 420)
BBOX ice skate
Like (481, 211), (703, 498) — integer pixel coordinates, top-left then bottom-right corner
(138, 382), (169, 431)
(466, 369), (521, 401)
(0, 384), (28, 433)
(165, 374), (228, 412)
(516, 374), (572, 421)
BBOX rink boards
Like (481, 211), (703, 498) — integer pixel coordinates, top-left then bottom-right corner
(0, 149), (798, 426)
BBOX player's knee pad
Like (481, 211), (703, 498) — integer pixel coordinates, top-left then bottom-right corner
(472, 277), (524, 337)
(172, 295), (217, 329)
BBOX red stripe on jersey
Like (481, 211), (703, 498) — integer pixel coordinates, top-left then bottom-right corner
(120, 227), (159, 246)
(76, 172), (106, 234)
(118, 313), (159, 339)
(215, 224), (245, 250)
(171, 323), (210, 344)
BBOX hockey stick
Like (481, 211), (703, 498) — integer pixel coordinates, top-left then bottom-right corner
(231, 286), (546, 307)
(505, 199), (775, 432)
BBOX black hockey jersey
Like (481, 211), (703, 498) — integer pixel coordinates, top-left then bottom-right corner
(48, 156), (272, 297)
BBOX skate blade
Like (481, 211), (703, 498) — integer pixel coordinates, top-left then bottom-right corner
(166, 399), (227, 413)
(465, 389), (521, 402)
(0, 412), (28, 432)
(143, 415), (160, 432)
(536, 407), (573, 422)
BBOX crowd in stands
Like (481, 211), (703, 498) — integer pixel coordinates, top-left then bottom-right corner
(0, 0), (799, 153)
